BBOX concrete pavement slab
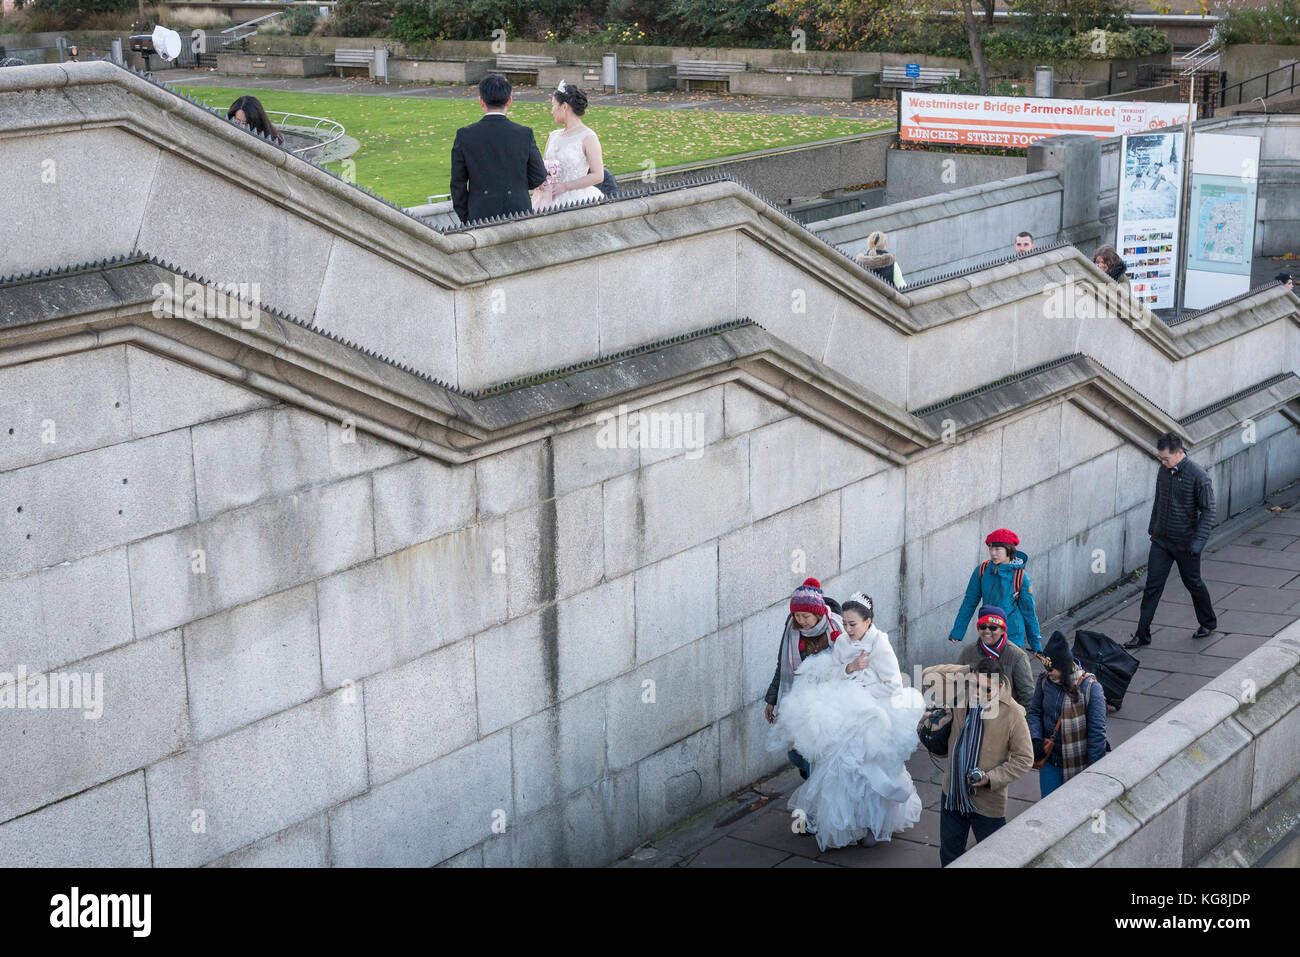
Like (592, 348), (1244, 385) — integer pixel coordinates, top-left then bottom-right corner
(1142, 671), (1214, 699)
(1109, 692), (1178, 722)
(1215, 586), (1300, 614)
(683, 836), (791, 867)
(1123, 648), (1233, 677)
(1126, 668), (1173, 694)
(1199, 633), (1274, 660)
(1215, 609), (1300, 636)
(776, 855), (840, 868)
(820, 837), (940, 867)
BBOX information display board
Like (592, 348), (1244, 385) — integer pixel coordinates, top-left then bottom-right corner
(1183, 133), (1261, 310)
(1116, 130), (1184, 309)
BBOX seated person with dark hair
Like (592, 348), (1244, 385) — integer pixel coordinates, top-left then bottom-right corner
(226, 95), (283, 145)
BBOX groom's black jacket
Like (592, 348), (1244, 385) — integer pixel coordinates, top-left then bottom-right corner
(450, 113), (547, 224)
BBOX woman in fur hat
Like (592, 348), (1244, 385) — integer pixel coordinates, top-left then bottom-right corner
(855, 230), (907, 289)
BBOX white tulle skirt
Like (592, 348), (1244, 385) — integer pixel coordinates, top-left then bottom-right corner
(535, 184), (605, 210)
(769, 678), (925, 851)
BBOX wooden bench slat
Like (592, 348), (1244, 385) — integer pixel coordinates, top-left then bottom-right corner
(496, 55), (558, 69)
(333, 48), (376, 66)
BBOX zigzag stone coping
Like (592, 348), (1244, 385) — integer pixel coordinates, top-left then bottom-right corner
(1, 61), (1297, 415)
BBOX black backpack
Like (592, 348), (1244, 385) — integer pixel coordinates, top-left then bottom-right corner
(1072, 629), (1140, 713)
(596, 167), (619, 198)
(917, 708), (953, 756)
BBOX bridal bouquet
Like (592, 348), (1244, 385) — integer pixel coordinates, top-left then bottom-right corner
(534, 159), (563, 209)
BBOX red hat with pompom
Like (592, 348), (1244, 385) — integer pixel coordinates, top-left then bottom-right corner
(790, 578), (828, 617)
(985, 528), (1020, 547)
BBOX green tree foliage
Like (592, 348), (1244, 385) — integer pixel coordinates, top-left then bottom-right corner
(661, 0), (785, 46)
(1004, 0), (1131, 35)
(282, 5), (322, 35)
(327, 0), (392, 37)
(1218, 0), (1300, 46)
(12, 0), (135, 15)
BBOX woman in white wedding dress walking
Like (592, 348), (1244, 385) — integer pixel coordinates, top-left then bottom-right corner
(532, 81), (606, 210)
(769, 593), (925, 851)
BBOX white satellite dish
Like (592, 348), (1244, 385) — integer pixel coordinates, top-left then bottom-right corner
(152, 25), (183, 62)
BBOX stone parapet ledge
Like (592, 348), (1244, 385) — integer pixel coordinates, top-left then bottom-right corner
(0, 261), (935, 465)
(0, 63), (477, 270)
(0, 62), (911, 324)
(811, 171), (1062, 243)
(2, 63), (1296, 415)
(950, 621), (1300, 867)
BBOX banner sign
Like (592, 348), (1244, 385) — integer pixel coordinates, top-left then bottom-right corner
(899, 91), (1194, 148)
(1116, 130), (1184, 309)
(1183, 132), (1261, 310)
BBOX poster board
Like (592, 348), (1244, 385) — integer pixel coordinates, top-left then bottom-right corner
(1116, 130), (1184, 309)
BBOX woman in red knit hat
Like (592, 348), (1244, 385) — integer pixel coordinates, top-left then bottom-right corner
(948, 528), (1043, 652)
(767, 589), (925, 850)
(763, 578), (841, 782)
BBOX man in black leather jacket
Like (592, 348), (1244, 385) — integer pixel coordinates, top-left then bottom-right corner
(1126, 433), (1218, 647)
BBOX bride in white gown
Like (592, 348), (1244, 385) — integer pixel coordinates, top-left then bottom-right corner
(768, 593), (925, 851)
(533, 81), (606, 210)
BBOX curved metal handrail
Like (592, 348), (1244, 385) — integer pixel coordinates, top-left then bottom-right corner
(264, 110), (345, 157)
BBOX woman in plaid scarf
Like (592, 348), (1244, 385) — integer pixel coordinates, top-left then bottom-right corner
(1028, 631), (1109, 797)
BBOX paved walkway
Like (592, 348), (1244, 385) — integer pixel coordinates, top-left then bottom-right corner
(157, 69), (899, 120)
(616, 481), (1300, 868)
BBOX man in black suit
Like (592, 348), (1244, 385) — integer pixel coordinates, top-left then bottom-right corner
(450, 74), (548, 225)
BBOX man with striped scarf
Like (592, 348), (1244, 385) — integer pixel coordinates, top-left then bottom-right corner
(922, 657), (1034, 867)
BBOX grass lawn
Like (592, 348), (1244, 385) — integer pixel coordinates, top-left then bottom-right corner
(175, 85), (888, 207)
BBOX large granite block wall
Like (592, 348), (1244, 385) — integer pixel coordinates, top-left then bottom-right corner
(2, 343), (1295, 867)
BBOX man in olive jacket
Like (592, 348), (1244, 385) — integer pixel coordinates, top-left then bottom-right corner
(922, 658), (1034, 867)
(957, 605), (1035, 710)
(1126, 432), (1218, 647)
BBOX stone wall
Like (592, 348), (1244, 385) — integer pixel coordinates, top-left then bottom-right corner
(0, 336), (1293, 867)
(647, 131), (893, 206)
(729, 70), (877, 102)
(1220, 43), (1300, 91)
(216, 52), (334, 77)
(813, 171), (1059, 280)
(883, 147), (1029, 206)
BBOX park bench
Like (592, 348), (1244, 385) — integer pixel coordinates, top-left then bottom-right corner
(333, 48), (376, 78)
(496, 54), (557, 82)
(878, 65), (961, 90)
(674, 60), (745, 92)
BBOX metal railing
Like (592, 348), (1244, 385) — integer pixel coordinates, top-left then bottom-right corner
(1217, 60), (1300, 110)
(264, 110), (346, 158)
(221, 12), (284, 41)
(1178, 31), (1221, 76)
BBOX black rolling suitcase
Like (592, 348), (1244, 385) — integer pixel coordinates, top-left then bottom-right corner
(1072, 629), (1140, 712)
